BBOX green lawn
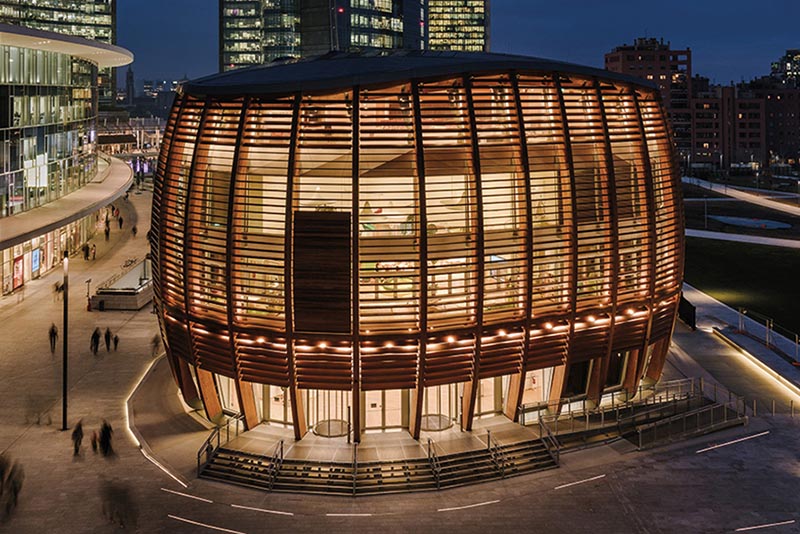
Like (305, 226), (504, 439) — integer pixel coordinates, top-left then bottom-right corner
(684, 237), (800, 334)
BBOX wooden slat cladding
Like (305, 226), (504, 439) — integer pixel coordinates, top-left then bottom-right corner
(152, 66), (684, 423)
(293, 211), (352, 334)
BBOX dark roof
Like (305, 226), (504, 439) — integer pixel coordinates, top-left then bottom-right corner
(97, 134), (137, 145)
(184, 50), (655, 96)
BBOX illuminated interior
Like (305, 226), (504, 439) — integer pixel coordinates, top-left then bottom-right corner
(150, 53), (684, 442)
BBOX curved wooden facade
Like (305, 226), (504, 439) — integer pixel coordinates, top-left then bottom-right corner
(150, 53), (684, 441)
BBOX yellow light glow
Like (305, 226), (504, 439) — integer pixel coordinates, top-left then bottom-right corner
(318, 342), (327, 349)
(446, 336), (456, 343)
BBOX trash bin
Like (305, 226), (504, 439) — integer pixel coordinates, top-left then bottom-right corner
(98, 300), (105, 311)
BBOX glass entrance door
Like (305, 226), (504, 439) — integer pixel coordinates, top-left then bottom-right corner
(364, 389), (404, 431)
(305, 389), (351, 437)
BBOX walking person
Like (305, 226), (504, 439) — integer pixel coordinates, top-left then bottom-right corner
(91, 431), (98, 454)
(48, 323), (58, 354)
(118, 215), (124, 230)
(71, 420), (83, 457)
(131, 225), (137, 238)
(104, 328), (112, 352)
(91, 328), (101, 355)
(113, 334), (119, 351)
(100, 420), (113, 457)
(104, 225), (110, 241)
(91, 244), (96, 260)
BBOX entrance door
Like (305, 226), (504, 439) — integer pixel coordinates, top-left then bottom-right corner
(364, 389), (404, 431)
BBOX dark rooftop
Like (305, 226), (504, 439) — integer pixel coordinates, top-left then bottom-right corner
(183, 50), (654, 96)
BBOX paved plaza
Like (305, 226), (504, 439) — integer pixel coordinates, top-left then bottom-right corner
(0, 186), (799, 533)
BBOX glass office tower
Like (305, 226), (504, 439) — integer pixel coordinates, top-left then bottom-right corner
(427, 0), (488, 52)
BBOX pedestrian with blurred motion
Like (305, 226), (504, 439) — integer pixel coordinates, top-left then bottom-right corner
(91, 244), (96, 260)
(91, 328), (101, 355)
(91, 431), (98, 454)
(113, 334), (119, 351)
(104, 225), (110, 241)
(118, 216), (124, 230)
(104, 328), (111, 352)
(100, 420), (113, 457)
(131, 225), (137, 238)
(71, 420), (83, 457)
(48, 323), (58, 354)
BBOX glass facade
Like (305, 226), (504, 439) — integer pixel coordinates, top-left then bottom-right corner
(0, 0), (116, 104)
(219, 0), (424, 72)
(152, 54), (684, 442)
(0, 46), (97, 219)
(427, 0), (488, 52)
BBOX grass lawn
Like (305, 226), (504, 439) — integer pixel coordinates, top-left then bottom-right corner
(684, 237), (800, 334)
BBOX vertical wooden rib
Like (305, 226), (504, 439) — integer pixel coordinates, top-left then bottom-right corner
(409, 80), (428, 439)
(549, 73), (579, 406)
(351, 87), (361, 442)
(224, 96), (258, 430)
(586, 78), (621, 404)
(628, 87), (660, 393)
(284, 93), (306, 439)
(183, 97), (216, 421)
(504, 72), (535, 421)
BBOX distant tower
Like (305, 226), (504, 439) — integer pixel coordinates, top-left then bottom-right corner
(125, 66), (134, 106)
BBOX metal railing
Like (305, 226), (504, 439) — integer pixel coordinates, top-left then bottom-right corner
(195, 414), (244, 476)
(738, 307), (800, 363)
(537, 417), (561, 465)
(635, 398), (747, 450)
(518, 377), (699, 428)
(352, 444), (358, 495)
(267, 439), (284, 491)
(486, 430), (507, 478)
(427, 438), (442, 490)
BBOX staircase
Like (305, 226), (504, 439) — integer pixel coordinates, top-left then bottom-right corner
(199, 438), (558, 496)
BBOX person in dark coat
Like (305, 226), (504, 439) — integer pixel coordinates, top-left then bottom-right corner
(104, 328), (112, 352)
(99, 420), (113, 457)
(48, 323), (58, 354)
(91, 328), (101, 355)
(113, 334), (119, 351)
(71, 420), (83, 456)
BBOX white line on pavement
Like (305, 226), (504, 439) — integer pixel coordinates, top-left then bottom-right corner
(554, 474), (606, 490)
(696, 431), (770, 454)
(231, 503), (294, 516)
(167, 514), (246, 534)
(326, 513), (374, 517)
(437, 500), (500, 512)
(160, 487), (213, 503)
(735, 519), (796, 531)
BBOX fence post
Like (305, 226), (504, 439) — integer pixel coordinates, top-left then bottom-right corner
(713, 383), (717, 403)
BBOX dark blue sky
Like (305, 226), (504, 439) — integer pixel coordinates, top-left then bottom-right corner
(118, 0), (800, 85)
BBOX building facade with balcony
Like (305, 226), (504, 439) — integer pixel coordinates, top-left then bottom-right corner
(0, 24), (132, 295)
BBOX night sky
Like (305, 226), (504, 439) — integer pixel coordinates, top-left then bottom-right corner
(118, 0), (800, 85)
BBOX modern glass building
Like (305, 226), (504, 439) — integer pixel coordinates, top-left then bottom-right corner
(427, 0), (488, 52)
(0, 0), (117, 104)
(152, 52), (683, 443)
(0, 24), (132, 294)
(219, 0), (427, 72)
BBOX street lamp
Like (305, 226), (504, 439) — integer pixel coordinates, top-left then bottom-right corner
(62, 250), (69, 431)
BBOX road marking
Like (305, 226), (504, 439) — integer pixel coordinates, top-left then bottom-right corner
(696, 431), (770, 454)
(735, 519), (796, 531)
(326, 513), (374, 517)
(168, 514), (246, 534)
(231, 503), (294, 516)
(437, 500), (500, 512)
(554, 474), (606, 490)
(160, 487), (213, 503)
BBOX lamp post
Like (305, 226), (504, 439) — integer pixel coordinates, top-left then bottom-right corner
(62, 250), (69, 431)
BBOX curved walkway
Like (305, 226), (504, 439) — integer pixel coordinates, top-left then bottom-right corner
(685, 228), (800, 248)
(682, 176), (800, 217)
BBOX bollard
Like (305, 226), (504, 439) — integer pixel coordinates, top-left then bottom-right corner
(753, 398), (757, 417)
(585, 411), (589, 431)
(791, 400), (794, 418)
(772, 399), (775, 417)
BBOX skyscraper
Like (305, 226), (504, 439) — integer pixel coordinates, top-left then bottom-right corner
(427, 0), (489, 52)
(220, 0), (488, 72)
(0, 0), (117, 105)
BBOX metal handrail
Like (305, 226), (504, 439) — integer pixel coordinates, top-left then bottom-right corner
(427, 438), (442, 490)
(537, 417), (561, 465)
(352, 444), (358, 495)
(195, 414), (244, 476)
(486, 430), (507, 478)
(267, 439), (284, 491)
(635, 397), (747, 450)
